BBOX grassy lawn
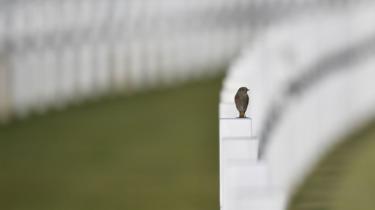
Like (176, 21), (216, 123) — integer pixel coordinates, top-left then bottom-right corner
(0, 77), (223, 210)
(288, 120), (375, 210)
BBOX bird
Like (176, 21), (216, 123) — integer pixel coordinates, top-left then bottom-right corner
(234, 87), (249, 118)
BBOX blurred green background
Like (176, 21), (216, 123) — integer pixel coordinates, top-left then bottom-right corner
(2, 74), (375, 210)
(0, 77), (222, 210)
(289, 121), (375, 210)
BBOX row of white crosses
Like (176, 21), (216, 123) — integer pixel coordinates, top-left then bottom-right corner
(219, 2), (375, 210)
(0, 0), (357, 122)
(0, 0), (257, 121)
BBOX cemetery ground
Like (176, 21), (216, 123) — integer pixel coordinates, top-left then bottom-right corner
(1, 73), (375, 210)
(289, 120), (375, 210)
(0, 76), (222, 210)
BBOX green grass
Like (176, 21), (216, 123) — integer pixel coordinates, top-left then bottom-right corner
(0, 77), (223, 210)
(288, 120), (375, 210)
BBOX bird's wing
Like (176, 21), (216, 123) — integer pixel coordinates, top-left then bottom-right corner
(234, 93), (241, 111)
(235, 93), (240, 101)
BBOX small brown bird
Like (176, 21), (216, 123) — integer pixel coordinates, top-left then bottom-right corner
(235, 87), (249, 118)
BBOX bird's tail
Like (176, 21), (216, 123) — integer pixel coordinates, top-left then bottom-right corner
(239, 112), (245, 118)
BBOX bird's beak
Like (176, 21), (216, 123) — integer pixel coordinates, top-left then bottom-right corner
(246, 88), (250, 92)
